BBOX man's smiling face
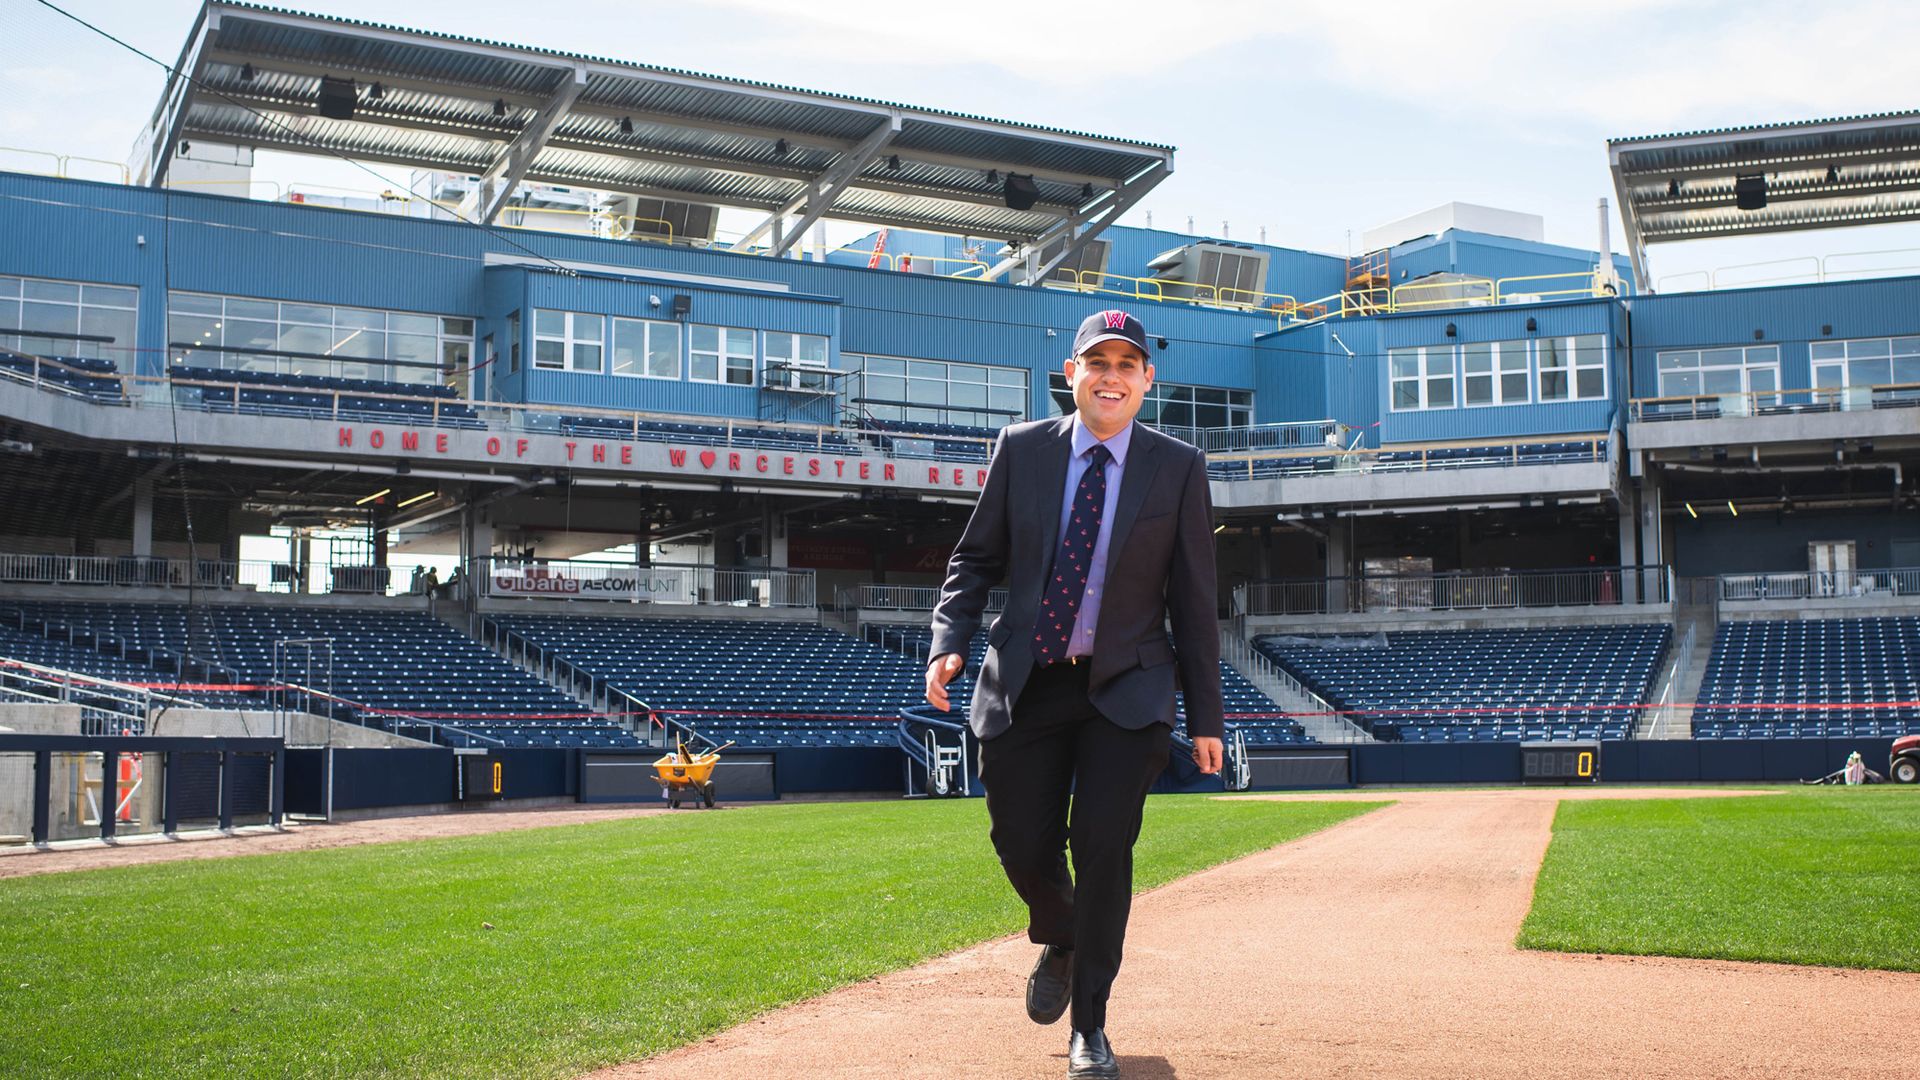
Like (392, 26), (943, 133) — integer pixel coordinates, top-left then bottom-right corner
(1065, 339), (1153, 439)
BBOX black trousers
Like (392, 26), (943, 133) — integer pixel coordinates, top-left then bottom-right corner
(978, 660), (1171, 1031)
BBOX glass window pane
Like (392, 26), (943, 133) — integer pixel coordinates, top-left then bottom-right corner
(1663, 371), (1700, 395)
(690, 353), (718, 381)
(222, 318), (277, 351)
(1465, 373), (1492, 405)
(866, 375), (905, 401)
(989, 386), (1023, 413)
(725, 328), (754, 356)
(950, 382), (987, 407)
(1810, 342), (1845, 361)
(1427, 377), (1453, 408)
(79, 307), (135, 347)
(648, 323), (679, 377)
(950, 363), (986, 383)
(1574, 335), (1605, 367)
(1424, 351), (1450, 377)
(1195, 386), (1227, 405)
(1850, 358), (1893, 385)
(332, 307), (381, 330)
(169, 295), (223, 322)
(1540, 370), (1568, 400)
(535, 340), (565, 368)
(571, 314), (602, 342)
(1539, 339), (1564, 369)
(1893, 356), (1920, 384)
(907, 378), (945, 404)
(23, 279), (80, 303)
(83, 285), (137, 308)
(0, 276), (19, 297)
(865, 356), (904, 376)
(1576, 368), (1604, 398)
(534, 309), (565, 337)
(272, 303), (327, 325)
(766, 333), (793, 361)
(1748, 368), (1777, 393)
(1891, 337), (1920, 356)
(1389, 349), (1419, 379)
(1746, 345), (1778, 365)
(443, 317), (475, 336)
(908, 360), (947, 379)
(389, 313), (436, 335)
(1702, 369), (1742, 394)
(988, 366), (1022, 385)
(1812, 363), (1845, 389)
(1501, 372), (1528, 401)
(1658, 351), (1695, 370)
(799, 335), (828, 365)
(277, 323), (330, 355)
(611, 319), (644, 376)
(389, 332), (437, 366)
(572, 343), (602, 373)
(169, 313), (220, 348)
(690, 324), (718, 352)
(222, 298), (277, 321)
(20, 300), (79, 337)
(1702, 348), (1743, 368)
(1846, 339), (1891, 358)
(1463, 343), (1491, 374)
(725, 356), (753, 385)
(331, 327), (383, 359)
(1393, 380), (1419, 409)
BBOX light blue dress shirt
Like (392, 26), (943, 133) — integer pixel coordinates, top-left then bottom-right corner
(1057, 416), (1132, 658)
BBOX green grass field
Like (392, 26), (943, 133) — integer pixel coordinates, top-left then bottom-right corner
(0, 795), (1377, 1079)
(1519, 787), (1920, 971)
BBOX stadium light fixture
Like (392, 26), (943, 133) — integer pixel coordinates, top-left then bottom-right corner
(1684, 502), (1698, 519)
(1727, 501), (1738, 517)
(355, 488), (391, 506)
(396, 491), (437, 508)
(1213, 523), (1226, 534)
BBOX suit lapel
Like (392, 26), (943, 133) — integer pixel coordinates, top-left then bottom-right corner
(1034, 415), (1075, 559)
(1100, 422), (1160, 584)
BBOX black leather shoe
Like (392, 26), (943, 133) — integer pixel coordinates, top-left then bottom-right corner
(1067, 1028), (1119, 1079)
(1025, 944), (1072, 1025)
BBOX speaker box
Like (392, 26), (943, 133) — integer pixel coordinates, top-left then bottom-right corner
(1734, 175), (1766, 211)
(317, 77), (357, 121)
(1003, 174), (1040, 212)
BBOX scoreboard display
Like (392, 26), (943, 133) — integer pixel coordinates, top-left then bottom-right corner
(1521, 742), (1600, 784)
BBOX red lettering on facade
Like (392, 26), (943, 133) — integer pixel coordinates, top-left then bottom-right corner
(565, 441), (577, 461)
(338, 427), (353, 447)
(620, 444), (632, 464)
(486, 437), (501, 456)
(728, 452), (741, 471)
(669, 448), (687, 467)
(859, 461), (870, 479)
(591, 444), (606, 463)
(884, 463), (896, 481)
(928, 466), (941, 484)
(833, 459), (844, 477)
(756, 454), (769, 473)
(515, 438), (529, 458)
(369, 430), (385, 450)
(977, 469), (987, 487)
(783, 456), (794, 474)
(808, 458), (820, 476)
(401, 431), (419, 451)
(953, 468), (965, 486)
(435, 433), (448, 453)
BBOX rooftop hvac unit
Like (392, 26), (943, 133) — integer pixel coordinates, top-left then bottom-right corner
(604, 195), (719, 245)
(1005, 237), (1112, 287)
(1147, 242), (1271, 304)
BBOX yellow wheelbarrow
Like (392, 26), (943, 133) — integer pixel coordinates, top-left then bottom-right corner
(653, 740), (732, 809)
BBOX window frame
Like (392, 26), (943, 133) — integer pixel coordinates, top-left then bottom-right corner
(1655, 344), (1779, 401)
(0, 274), (139, 368)
(1536, 333), (1608, 403)
(1388, 345), (1457, 412)
(1462, 339), (1531, 408)
(531, 309), (603, 373)
(609, 316), (682, 380)
(689, 324), (756, 386)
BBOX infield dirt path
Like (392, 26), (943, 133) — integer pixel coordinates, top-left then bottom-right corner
(595, 788), (1920, 1079)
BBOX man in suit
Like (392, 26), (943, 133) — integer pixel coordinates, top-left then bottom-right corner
(924, 309), (1223, 1079)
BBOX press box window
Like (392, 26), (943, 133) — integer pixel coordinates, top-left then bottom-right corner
(1463, 340), (1529, 406)
(532, 309), (602, 373)
(690, 325), (755, 385)
(611, 317), (681, 379)
(0, 275), (138, 368)
(1389, 347), (1454, 411)
(766, 331), (830, 391)
(1656, 345), (1779, 401)
(1536, 334), (1606, 401)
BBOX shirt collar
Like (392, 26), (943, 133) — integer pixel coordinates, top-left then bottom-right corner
(1069, 413), (1132, 467)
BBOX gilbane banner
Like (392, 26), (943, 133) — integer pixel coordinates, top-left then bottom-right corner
(488, 565), (688, 602)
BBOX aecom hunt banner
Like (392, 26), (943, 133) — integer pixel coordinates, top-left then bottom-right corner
(488, 565), (687, 601)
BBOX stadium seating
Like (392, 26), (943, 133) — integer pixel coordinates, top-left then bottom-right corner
(0, 351), (125, 399)
(167, 365), (485, 428)
(490, 615), (924, 749)
(1692, 616), (1920, 738)
(553, 414), (857, 453)
(1253, 624), (1670, 741)
(0, 601), (637, 747)
(1208, 440), (1602, 480)
(863, 622), (1311, 745)
(856, 418), (995, 461)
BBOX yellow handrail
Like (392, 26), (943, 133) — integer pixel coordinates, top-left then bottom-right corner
(1493, 272), (1610, 304)
(0, 146), (129, 184)
(892, 254), (990, 278)
(604, 215), (677, 246)
(1391, 276), (1494, 312)
(170, 178), (285, 201)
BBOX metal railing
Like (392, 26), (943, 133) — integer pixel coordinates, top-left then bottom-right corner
(1656, 247), (1920, 293)
(1235, 566), (1673, 616)
(479, 557), (816, 608)
(0, 552), (457, 598)
(1630, 381), (1920, 422)
(1717, 566), (1920, 603)
(1644, 620), (1698, 739)
(0, 656), (206, 734)
(1206, 431), (1609, 480)
(1159, 419), (1340, 453)
(845, 584), (1007, 613)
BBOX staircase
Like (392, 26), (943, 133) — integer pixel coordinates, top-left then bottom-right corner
(1636, 618), (1712, 739)
(471, 615), (656, 744)
(1344, 248), (1392, 315)
(1219, 627), (1375, 743)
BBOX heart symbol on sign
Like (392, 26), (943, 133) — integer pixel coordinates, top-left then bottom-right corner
(698, 450), (717, 468)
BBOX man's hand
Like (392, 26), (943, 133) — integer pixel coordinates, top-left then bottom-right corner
(1191, 736), (1224, 775)
(924, 653), (965, 711)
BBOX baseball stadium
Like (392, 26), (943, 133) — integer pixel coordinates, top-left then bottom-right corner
(1, 2), (1918, 1076)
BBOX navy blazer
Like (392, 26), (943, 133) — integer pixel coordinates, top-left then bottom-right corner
(929, 416), (1223, 741)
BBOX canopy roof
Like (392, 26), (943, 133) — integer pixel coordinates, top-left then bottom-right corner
(139, 2), (1173, 273)
(1608, 110), (1920, 289)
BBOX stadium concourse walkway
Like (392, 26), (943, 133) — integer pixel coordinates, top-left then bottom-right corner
(593, 789), (1918, 1080)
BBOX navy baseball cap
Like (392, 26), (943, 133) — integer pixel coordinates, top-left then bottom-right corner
(1073, 309), (1150, 359)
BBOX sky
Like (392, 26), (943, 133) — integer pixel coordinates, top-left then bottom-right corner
(5, 0), (1920, 287)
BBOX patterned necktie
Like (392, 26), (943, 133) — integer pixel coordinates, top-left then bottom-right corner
(1033, 443), (1111, 664)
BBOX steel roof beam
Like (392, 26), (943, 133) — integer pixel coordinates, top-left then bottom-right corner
(468, 66), (588, 224)
(983, 159), (1169, 282)
(141, 7), (219, 186)
(734, 115), (900, 254)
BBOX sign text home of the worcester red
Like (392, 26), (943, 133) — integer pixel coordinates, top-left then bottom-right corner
(333, 426), (989, 488)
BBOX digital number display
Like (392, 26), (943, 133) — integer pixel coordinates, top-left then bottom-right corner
(1521, 743), (1600, 783)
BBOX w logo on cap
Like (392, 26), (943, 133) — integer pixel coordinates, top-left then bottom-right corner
(1101, 310), (1131, 330)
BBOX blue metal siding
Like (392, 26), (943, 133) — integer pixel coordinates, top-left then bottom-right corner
(1376, 300), (1620, 442)
(1628, 275), (1920, 397)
